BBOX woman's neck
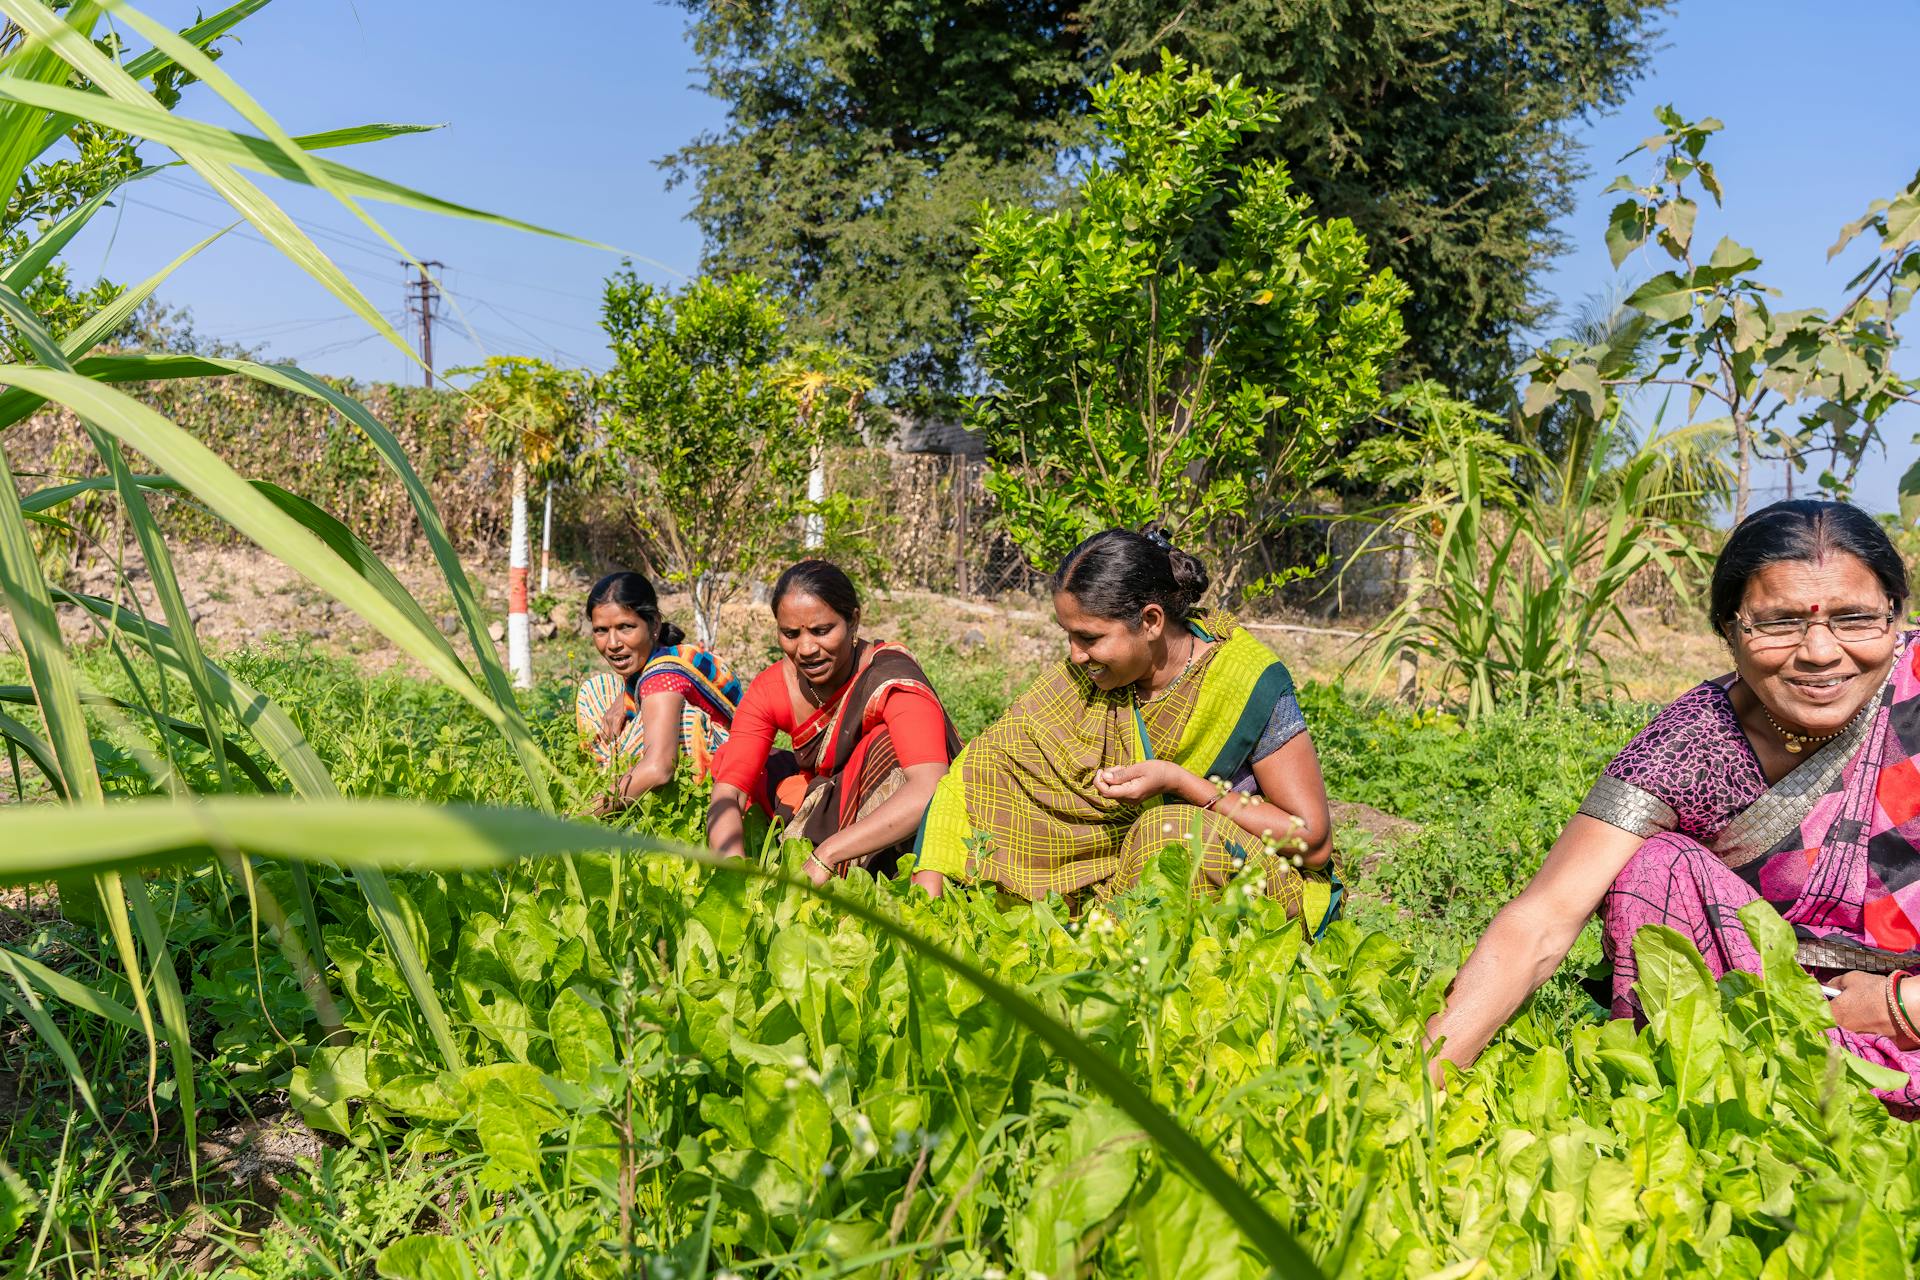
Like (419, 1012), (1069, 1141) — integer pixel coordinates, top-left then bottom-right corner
(798, 640), (863, 706)
(1138, 628), (1194, 698)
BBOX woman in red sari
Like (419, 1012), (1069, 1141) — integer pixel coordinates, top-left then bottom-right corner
(706, 560), (960, 886)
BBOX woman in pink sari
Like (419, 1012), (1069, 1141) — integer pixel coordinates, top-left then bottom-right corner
(1427, 499), (1920, 1114)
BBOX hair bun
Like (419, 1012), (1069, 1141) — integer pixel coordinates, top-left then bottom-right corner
(1166, 545), (1210, 614)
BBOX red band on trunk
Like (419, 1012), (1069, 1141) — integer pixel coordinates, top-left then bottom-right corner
(509, 566), (529, 613)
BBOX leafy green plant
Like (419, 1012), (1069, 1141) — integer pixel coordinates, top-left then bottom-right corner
(966, 51), (1407, 587)
(598, 272), (864, 646)
(450, 354), (590, 688)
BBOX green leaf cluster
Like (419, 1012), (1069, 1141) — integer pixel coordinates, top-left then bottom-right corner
(968, 53), (1407, 578)
(1522, 106), (1920, 522)
(597, 271), (867, 644)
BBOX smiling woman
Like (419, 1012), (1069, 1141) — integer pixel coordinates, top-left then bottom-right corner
(1426, 499), (1920, 1116)
(574, 571), (743, 809)
(704, 559), (961, 885)
(916, 528), (1339, 928)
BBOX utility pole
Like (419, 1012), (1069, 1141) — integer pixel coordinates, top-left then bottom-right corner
(403, 260), (444, 386)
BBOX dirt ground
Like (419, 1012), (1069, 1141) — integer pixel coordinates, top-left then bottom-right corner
(3, 543), (1727, 704)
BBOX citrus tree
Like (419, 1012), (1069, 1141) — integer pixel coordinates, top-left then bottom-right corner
(598, 271), (862, 645)
(966, 52), (1408, 588)
(452, 354), (589, 687)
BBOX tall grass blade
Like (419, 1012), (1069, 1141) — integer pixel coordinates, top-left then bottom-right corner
(0, 945), (138, 1029)
(0, 952), (105, 1124)
(2, 353), (557, 808)
(0, 366), (538, 767)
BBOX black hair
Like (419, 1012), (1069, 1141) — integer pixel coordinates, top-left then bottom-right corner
(771, 559), (861, 622)
(1709, 499), (1908, 639)
(584, 571), (686, 649)
(1052, 526), (1210, 625)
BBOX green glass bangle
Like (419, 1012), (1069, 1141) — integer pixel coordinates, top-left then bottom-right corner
(1892, 972), (1920, 1041)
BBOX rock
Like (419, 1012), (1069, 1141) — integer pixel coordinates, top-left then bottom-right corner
(959, 627), (987, 651)
(437, 614), (460, 635)
(749, 581), (772, 607)
(487, 620), (506, 643)
(308, 627), (331, 640)
(533, 621), (558, 642)
(548, 603), (573, 631)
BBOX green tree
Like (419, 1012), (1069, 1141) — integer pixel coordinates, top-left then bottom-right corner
(453, 355), (590, 688)
(1521, 108), (1920, 523)
(670, 0), (1668, 407)
(968, 53), (1406, 587)
(599, 271), (860, 645)
(664, 0), (1085, 407)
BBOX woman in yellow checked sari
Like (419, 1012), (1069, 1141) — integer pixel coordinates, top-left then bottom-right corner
(913, 528), (1340, 934)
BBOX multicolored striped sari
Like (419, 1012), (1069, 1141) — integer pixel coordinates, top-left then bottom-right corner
(1584, 632), (1920, 1114)
(574, 644), (743, 781)
(917, 613), (1339, 932)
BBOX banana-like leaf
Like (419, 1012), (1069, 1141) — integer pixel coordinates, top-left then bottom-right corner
(0, 72), (615, 251)
(0, 796), (1327, 1279)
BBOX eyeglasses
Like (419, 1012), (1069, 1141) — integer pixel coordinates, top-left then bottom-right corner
(1734, 609), (1898, 650)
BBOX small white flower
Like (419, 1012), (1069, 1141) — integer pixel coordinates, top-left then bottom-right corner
(784, 1077), (800, 1092)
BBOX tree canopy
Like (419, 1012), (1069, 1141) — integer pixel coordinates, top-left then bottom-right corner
(668, 0), (1671, 406)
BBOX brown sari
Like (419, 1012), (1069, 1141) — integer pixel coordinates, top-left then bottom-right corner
(774, 641), (961, 877)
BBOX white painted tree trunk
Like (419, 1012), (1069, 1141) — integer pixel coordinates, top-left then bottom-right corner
(804, 446), (825, 550)
(508, 456), (532, 690)
(539, 480), (553, 593)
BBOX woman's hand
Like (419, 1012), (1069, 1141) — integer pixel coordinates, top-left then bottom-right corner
(911, 868), (945, 898)
(1093, 760), (1198, 804)
(802, 843), (837, 887)
(598, 698), (628, 746)
(1828, 971), (1916, 1046)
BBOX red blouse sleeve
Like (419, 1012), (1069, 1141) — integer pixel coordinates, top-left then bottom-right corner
(877, 686), (952, 769)
(709, 664), (790, 800)
(635, 668), (695, 699)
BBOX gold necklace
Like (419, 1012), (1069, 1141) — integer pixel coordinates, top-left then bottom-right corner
(1135, 633), (1197, 705)
(1760, 703), (1863, 754)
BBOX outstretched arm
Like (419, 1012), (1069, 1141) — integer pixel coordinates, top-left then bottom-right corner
(707, 782), (754, 860)
(808, 762), (949, 885)
(1424, 815), (1643, 1080)
(614, 692), (687, 799)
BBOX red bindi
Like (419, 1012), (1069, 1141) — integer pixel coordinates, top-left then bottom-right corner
(1810, 603), (1819, 614)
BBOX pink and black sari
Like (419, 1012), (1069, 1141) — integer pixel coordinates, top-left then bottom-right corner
(1583, 631), (1920, 1115)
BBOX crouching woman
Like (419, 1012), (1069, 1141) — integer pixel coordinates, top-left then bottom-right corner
(575, 571), (743, 808)
(914, 528), (1339, 931)
(1425, 500), (1920, 1116)
(706, 559), (961, 884)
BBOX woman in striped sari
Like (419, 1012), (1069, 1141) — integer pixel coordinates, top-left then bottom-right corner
(707, 560), (961, 884)
(575, 571), (742, 810)
(915, 529), (1340, 933)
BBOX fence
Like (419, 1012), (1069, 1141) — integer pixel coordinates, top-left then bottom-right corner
(6, 378), (1689, 618)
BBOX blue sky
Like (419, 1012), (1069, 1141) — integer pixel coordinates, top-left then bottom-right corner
(60, 0), (1919, 515)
